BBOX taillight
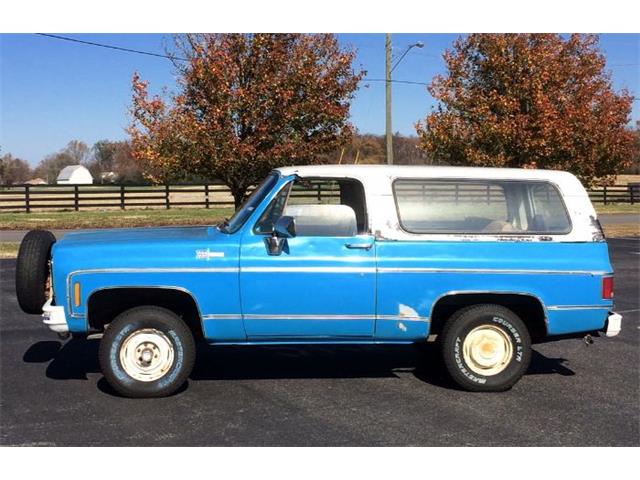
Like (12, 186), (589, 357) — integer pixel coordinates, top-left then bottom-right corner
(602, 276), (614, 300)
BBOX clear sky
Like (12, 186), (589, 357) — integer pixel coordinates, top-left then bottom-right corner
(1, 33), (638, 166)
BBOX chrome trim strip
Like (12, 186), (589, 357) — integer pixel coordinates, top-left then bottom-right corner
(243, 314), (375, 320)
(202, 314), (242, 320)
(377, 267), (606, 276)
(241, 267), (376, 273)
(376, 315), (429, 322)
(202, 314), (429, 322)
(547, 305), (611, 311)
(70, 267), (238, 276)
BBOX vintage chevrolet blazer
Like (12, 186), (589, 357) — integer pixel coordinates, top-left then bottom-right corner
(15, 165), (622, 397)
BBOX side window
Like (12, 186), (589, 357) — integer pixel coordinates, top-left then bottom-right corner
(529, 183), (572, 233)
(393, 179), (571, 235)
(254, 178), (368, 237)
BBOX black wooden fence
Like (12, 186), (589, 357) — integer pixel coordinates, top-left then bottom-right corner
(0, 182), (637, 213)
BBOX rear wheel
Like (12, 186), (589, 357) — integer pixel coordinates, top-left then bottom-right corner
(15, 229), (56, 314)
(440, 304), (531, 392)
(99, 306), (196, 398)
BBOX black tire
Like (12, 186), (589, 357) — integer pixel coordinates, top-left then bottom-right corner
(15, 229), (56, 314)
(440, 304), (531, 392)
(99, 306), (196, 398)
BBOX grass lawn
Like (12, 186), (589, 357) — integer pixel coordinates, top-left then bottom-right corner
(0, 207), (234, 230)
(0, 242), (19, 259)
(595, 203), (640, 214)
(602, 223), (640, 238)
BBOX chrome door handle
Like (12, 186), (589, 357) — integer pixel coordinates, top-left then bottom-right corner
(345, 243), (374, 250)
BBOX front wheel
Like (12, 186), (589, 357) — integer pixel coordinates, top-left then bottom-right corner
(440, 304), (531, 392)
(99, 306), (196, 398)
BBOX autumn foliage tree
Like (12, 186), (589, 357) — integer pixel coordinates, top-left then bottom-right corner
(129, 33), (363, 206)
(416, 34), (634, 185)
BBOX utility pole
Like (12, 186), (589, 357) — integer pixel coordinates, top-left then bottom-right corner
(385, 33), (393, 165)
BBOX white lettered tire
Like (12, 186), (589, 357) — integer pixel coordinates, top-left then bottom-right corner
(440, 304), (531, 392)
(99, 306), (196, 398)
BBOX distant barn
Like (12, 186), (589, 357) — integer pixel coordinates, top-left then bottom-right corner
(56, 165), (93, 185)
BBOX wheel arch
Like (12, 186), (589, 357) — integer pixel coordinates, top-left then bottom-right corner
(86, 286), (204, 340)
(429, 291), (548, 342)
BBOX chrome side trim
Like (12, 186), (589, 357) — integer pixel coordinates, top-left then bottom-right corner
(377, 267), (607, 276)
(243, 314), (375, 320)
(202, 314), (242, 320)
(546, 305), (611, 311)
(241, 266), (376, 273)
(202, 314), (429, 322)
(376, 315), (429, 322)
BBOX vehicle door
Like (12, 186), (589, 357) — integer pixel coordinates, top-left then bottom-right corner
(239, 176), (376, 339)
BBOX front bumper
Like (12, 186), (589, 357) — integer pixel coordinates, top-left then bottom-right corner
(42, 298), (69, 334)
(602, 312), (622, 337)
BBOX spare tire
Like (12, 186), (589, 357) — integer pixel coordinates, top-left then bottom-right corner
(15, 230), (56, 314)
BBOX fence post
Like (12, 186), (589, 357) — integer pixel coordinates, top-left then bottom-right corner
(120, 185), (125, 210)
(630, 186), (635, 205)
(603, 185), (607, 205)
(25, 185), (30, 213)
(74, 185), (79, 211)
(165, 184), (170, 209)
(317, 183), (322, 202)
(205, 184), (210, 209)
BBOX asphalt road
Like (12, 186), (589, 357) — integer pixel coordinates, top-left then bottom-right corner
(0, 239), (638, 446)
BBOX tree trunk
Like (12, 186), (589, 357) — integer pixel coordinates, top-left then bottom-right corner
(231, 188), (247, 209)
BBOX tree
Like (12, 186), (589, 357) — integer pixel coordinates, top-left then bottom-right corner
(416, 34), (635, 185)
(0, 153), (32, 184)
(112, 141), (145, 183)
(93, 140), (118, 173)
(626, 121), (640, 174)
(129, 33), (364, 207)
(34, 140), (92, 183)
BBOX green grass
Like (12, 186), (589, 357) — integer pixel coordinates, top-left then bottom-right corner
(0, 242), (19, 258)
(594, 203), (640, 214)
(0, 207), (234, 230)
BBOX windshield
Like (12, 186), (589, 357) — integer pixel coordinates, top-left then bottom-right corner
(220, 173), (279, 233)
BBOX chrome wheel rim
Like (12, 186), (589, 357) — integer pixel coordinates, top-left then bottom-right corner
(119, 328), (174, 382)
(462, 325), (513, 376)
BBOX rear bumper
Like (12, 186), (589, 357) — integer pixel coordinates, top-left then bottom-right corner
(602, 312), (622, 337)
(42, 299), (69, 334)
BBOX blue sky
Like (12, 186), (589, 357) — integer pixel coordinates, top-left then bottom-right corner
(1, 33), (638, 166)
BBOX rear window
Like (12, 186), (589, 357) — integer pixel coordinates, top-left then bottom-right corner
(393, 179), (571, 235)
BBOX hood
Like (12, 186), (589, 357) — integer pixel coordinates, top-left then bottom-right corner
(52, 225), (239, 272)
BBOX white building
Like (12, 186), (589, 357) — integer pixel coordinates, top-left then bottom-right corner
(56, 165), (93, 185)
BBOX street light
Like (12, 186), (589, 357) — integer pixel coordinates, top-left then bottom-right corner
(386, 35), (424, 165)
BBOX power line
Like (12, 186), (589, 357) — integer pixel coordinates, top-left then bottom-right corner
(34, 33), (188, 62)
(34, 33), (634, 86)
(35, 33), (430, 87)
(366, 78), (428, 86)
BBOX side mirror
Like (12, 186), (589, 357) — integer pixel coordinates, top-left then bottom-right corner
(264, 216), (295, 256)
(274, 215), (296, 238)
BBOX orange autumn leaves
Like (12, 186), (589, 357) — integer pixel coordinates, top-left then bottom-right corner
(128, 34), (363, 207)
(416, 34), (634, 185)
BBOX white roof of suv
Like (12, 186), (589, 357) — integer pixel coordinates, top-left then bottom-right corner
(276, 164), (575, 184)
(275, 164), (599, 243)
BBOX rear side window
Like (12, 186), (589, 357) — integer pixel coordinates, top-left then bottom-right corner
(393, 179), (571, 235)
